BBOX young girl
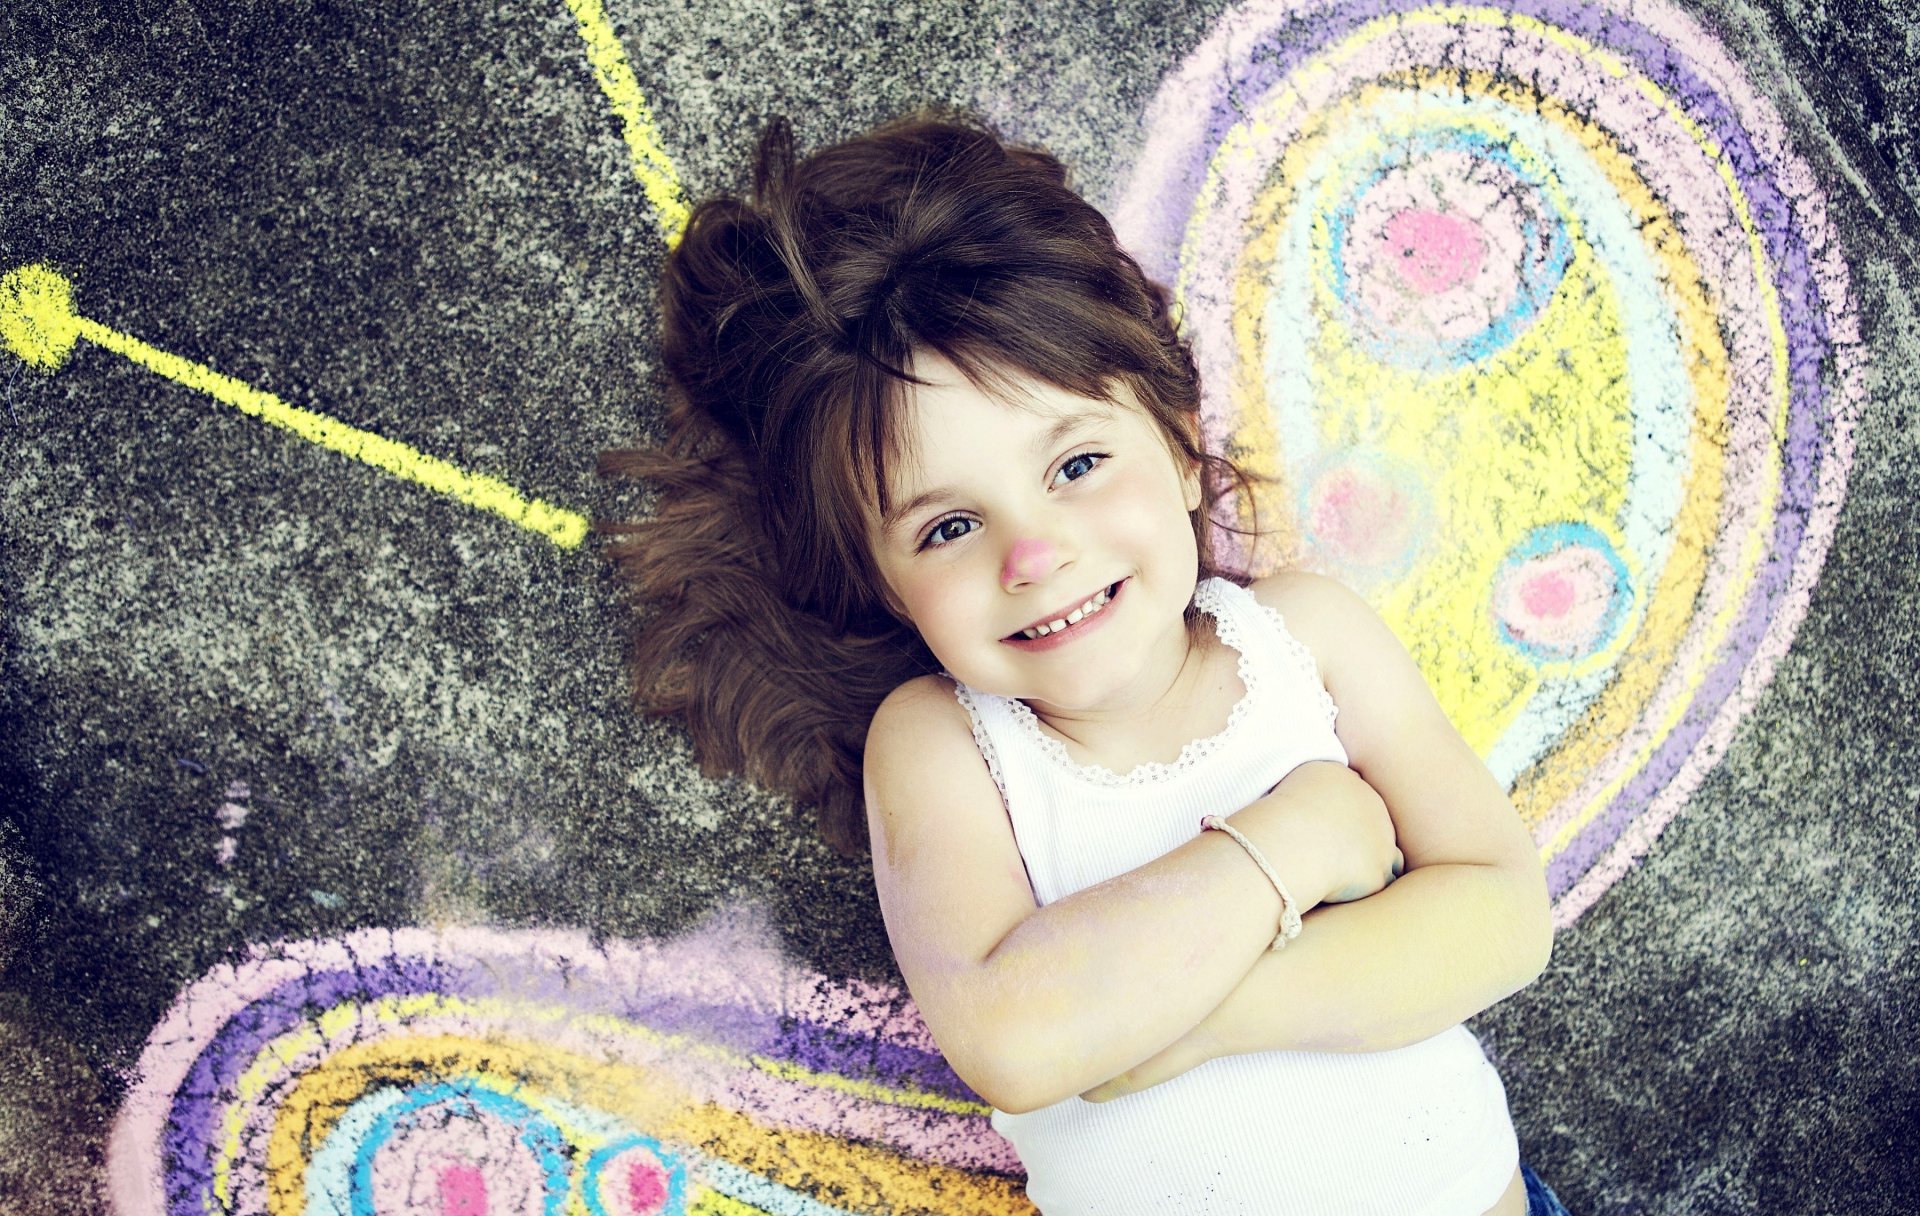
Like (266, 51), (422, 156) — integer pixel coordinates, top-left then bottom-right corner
(604, 114), (1570, 1216)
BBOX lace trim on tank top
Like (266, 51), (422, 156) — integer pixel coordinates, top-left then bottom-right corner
(949, 680), (1008, 799)
(953, 578), (1339, 790)
(1254, 597), (1341, 734)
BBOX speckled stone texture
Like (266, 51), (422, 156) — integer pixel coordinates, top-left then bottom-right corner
(1, 0), (1914, 1212)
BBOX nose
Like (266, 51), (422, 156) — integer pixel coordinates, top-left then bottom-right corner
(1002, 536), (1064, 589)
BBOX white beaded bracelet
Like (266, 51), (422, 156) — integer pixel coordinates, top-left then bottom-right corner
(1200, 814), (1303, 950)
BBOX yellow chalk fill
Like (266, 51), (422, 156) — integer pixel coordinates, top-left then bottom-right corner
(564, 0), (692, 244)
(258, 1025), (1026, 1216)
(236, 991), (983, 1160)
(689, 1193), (776, 1216)
(1220, 81), (1645, 755)
(1227, 76), (1716, 811)
(1193, 22), (1768, 857)
(1302, 8), (1788, 852)
(0, 263), (82, 369)
(688, 1103), (1033, 1215)
(224, 992), (1002, 1215)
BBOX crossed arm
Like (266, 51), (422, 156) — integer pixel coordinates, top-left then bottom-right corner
(1082, 575), (1554, 1098)
(863, 572), (1552, 1114)
(1076, 859), (1552, 1100)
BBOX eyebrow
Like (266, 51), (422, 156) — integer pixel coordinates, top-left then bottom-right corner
(880, 405), (1115, 537)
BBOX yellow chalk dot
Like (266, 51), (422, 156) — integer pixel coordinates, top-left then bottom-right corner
(1, 263), (82, 370)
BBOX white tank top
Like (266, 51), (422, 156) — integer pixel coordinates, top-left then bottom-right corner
(952, 577), (1520, 1215)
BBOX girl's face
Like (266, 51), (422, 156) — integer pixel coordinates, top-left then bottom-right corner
(868, 352), (1204, 717)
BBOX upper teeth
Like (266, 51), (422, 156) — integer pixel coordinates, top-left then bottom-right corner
(1020, 586), (1113, 639)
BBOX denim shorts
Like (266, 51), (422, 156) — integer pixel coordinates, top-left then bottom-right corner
(1521, 1162), (1572, 1216)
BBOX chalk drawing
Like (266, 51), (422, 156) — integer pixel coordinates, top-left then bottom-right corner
(1115, 0), (1865, 925)
(0, 264), (591, 550)
(563, 0), (691, 244)
(0, 2), (691, 550)
(73, 1), (1877, 1205)
(214, 780), (252, 872)
(107, 922), (1034, 1216)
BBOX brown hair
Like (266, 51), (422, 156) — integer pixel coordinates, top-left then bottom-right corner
(600, 113), (1256, 854)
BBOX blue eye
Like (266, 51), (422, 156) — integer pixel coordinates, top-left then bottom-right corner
(922, 516), (976, 548)
(914, 453), (1108, 551)
(1054, 452), (1108, 486)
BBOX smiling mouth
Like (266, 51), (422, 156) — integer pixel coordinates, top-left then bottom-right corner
(1008, 581), (1123, 640)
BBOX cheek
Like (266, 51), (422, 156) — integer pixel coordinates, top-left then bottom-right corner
(889, 567), (970, 642)
(1101, 461), (1200, 537)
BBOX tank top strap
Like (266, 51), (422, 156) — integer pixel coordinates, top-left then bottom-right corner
(950, 676), (1055, 903)
(1201, 577), (1340, 734)
(950, 677), (1015, 803)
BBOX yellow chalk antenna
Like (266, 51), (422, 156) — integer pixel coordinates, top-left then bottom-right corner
(564, 0), (693, 245)
(1, 264), (591, 550)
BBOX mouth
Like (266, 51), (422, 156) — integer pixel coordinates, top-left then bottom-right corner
(1005, 579), (1125, 642)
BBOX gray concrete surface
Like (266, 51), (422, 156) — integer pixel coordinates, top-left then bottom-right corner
(1, 0), (1914, 1212)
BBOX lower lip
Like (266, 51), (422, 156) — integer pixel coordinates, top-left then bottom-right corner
(1002, 579), (1126, 653)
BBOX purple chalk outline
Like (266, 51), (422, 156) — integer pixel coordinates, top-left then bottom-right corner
(109, 924), (992, 1216)
(1113, 0), (1863, 923)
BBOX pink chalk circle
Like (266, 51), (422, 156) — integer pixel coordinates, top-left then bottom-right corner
(622, 1147), (670, 1213)
(1381, 209), (1487, 294)
(1334, 142), (1567, 367)
(1301, 450), (1428, 577)
(366, 1106), (552, 1216)
(438, 1162), (489, 1216)
(1493, 530), (1630, 661)
(589, 1139), (685, 1216)
(1520, 571), (1576, 618)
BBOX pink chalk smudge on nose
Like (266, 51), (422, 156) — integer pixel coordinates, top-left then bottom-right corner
(1382, 209), (1486, 294)
(1004, 537), (1057, 581)
(438, 1162), (489, 1216)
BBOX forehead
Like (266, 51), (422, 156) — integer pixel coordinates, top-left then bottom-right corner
(870, 356), (1163, 545)
(884, 354), (1128, 485)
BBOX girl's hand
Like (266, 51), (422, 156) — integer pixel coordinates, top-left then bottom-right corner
(1250, 761), (1403, 909)
(1082, 765), (1408, 1105)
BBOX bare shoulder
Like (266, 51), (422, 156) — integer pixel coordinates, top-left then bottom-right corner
(867, 673), (976, 763)
(866, 674), (989, 830)
(865, 675), (1036, 985)
(1255, 574), (1544, 885)
(1247, 569), (1380, 671)
(864, 673), (1014, 872)
(874, 670), (968, 717)
(863, 687), (1060, 1107)
(1248, 568), (1365, 616)
(1246, 568), (1441, 745)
